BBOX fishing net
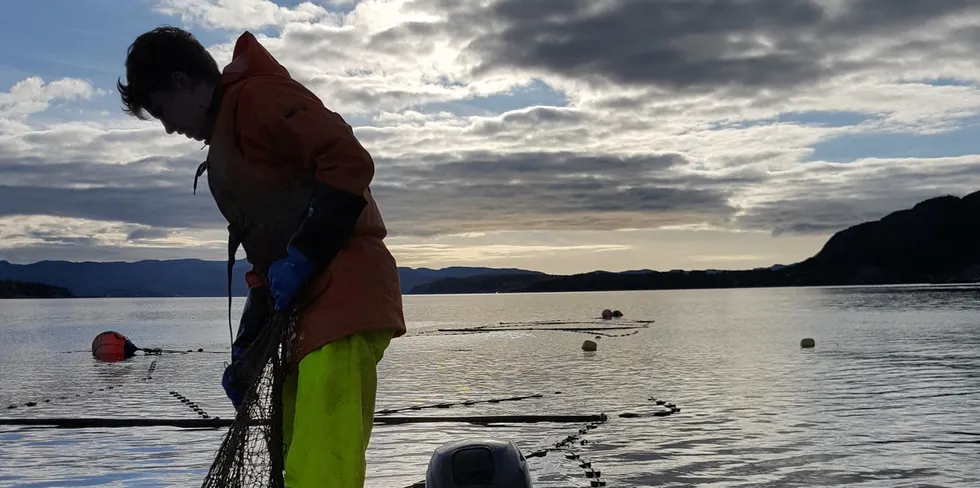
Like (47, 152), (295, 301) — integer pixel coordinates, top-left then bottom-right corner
(200, 312), (295, 488)
(420, 319), (654, 338)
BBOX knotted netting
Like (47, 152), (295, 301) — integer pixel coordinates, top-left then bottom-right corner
(200, 312), (295, 488)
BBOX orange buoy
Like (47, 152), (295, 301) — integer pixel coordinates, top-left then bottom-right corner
(91, 331), (138, 362)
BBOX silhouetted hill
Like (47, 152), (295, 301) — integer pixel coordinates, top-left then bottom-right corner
(0, 280), (74, 298)
(396, 267), (544, 293)
(0, 259), (540, 297)
(408, 272), (550, 294)
(0, 259), (244, 297)
(410, 191), (980, 294)
(408, 267), (804, 294)
(796, 192), (980, 284)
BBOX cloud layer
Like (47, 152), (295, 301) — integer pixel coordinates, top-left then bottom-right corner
(4, 0), (980, 271)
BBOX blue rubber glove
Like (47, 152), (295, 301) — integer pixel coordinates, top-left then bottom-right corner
(267, 245), (316, 311)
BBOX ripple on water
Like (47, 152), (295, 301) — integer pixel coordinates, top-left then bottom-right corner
(0, 288), (978, 487)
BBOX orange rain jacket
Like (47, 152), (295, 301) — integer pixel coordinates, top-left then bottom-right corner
(200, 32), (406, 366)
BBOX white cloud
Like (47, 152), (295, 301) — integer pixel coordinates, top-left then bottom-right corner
(0, 77), (99, 121)
(154, 0), (332, 30)
(0, 215), (223, 251)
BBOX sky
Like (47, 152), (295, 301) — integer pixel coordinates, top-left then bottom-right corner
(3, 0), (980, 275)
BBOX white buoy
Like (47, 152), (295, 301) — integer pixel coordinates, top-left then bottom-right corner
(800, 338), (815, 348)
(582, 340), (598, 352)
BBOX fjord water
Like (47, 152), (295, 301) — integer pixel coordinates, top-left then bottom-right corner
(0, 286), (978, 487)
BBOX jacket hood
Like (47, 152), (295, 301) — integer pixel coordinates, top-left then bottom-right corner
(221, 31), (290, 86)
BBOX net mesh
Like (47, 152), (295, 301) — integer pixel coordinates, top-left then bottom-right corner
(200, 312), (294, 488)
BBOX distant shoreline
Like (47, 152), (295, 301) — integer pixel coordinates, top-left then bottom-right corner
(5, 280), (979, 300)
(406, 280), (980, 295)
(0, 280), (75, 299)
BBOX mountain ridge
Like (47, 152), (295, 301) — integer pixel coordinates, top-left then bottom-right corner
(5, 190), (979, 297)
(410, 190), (980, 293)
(0, 259), (543, 297)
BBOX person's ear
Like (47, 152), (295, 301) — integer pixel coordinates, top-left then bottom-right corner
(171, 72), (191, 91)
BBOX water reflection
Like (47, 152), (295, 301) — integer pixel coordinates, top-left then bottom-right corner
(0, 287), (977, 487)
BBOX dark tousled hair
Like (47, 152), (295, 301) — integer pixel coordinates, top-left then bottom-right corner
(117, 26), (221, 120)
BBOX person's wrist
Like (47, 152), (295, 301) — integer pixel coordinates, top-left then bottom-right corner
(286, 243), (312, 263)
(285, 244), (316, 276)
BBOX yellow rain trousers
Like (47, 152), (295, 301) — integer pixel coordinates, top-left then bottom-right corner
(281, 328), (394, 488)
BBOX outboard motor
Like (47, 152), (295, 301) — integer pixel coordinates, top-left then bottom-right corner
(425, 439), (533, 487)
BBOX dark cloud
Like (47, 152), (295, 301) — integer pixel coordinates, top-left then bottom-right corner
(23, 229), (100, 247)
(825, 0), (978, 35)
(738, 196), (930, 236)
(368, 21), (447, 52)
(734, 160), (980, 236)
(0, 146), (735, 238)
(370, 151), (738, 236)
(0, 155), (223, 230)
(127, 228), (173, 241)
(467, 107), (588, 136)
(0, 241), (223, 265)
(0, 184), (223, 229)
(0, 156), (193, 189)
(398, 151), (685, 179)
(324, 83), (438, 113)
(408, 0), (980, 93)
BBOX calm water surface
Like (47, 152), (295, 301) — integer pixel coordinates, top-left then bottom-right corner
(0, 286), (978, 487)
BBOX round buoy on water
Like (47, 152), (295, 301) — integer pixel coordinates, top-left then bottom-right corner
(92, 331), (138, 362)
(800, 338), (816, 349)
(582, 340), (598, 352)
(601, 309), (613, 320)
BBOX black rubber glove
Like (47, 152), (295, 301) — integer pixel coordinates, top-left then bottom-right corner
(288, 180), (367, 273)
(232, 286), (274, 356)
(222, 286), (273, 409)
